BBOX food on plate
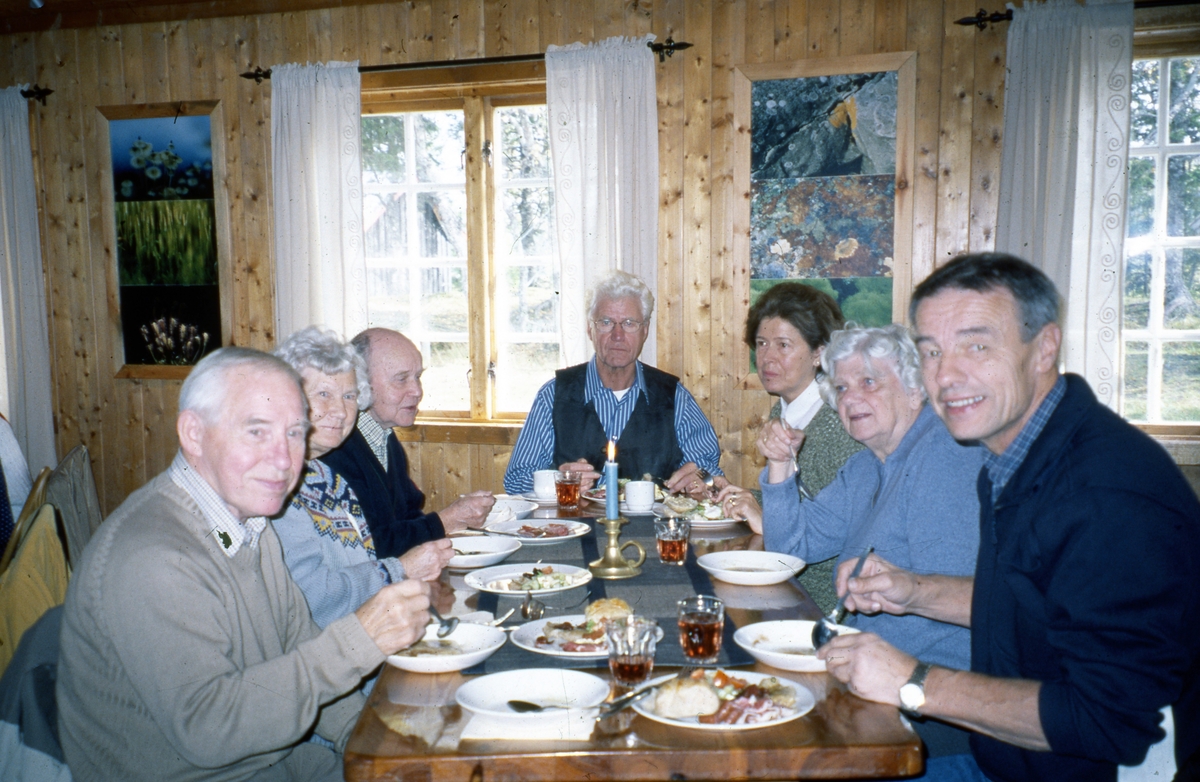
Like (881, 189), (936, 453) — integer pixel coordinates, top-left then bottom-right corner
(662, 494), (726, 521)
(535, 598), (633, 653)
(518, 523), (572, 538)
(646, 669), (798, 725)
(394, 639), (465, 657)
(489, 565), (584, 592)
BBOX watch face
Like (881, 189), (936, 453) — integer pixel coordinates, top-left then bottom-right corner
(899, 683), (925, 711)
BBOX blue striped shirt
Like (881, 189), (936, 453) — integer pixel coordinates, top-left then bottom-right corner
(984, 375), (1066, 503)
(503, 358), (723, 493)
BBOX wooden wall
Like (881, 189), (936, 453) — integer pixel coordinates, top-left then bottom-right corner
(0, 0), (1010, 515)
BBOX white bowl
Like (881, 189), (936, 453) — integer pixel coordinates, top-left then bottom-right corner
(696, 551), (805, 586)
(734, 620), (860, 672)
(455, 668), (609, 722)
(447, 535), (521, 569)
(490, 496), (538, 520)
(386, 623), (507, 674)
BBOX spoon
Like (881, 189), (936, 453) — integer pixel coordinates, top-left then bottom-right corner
(429, 605), (459, 638)
(520, 590), (591, 621)
(507, 700), (571, 713)
(812, 546), (874, 650)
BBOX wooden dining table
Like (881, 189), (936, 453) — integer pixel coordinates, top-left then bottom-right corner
(343, 504), (924, 781)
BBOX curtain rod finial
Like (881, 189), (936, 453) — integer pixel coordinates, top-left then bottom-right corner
(19, 85), (52, 105)
(240, 66), (272, 83)
(647, 38), (694, 63)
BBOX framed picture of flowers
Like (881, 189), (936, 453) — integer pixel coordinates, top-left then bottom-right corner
(99, 101), (229, 378)
(732, 52), (916, 386)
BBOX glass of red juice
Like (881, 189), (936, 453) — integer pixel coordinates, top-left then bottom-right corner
(677, 595), (723, 664)
(654, 517), (690, 565)
(605, 616), (658, 686)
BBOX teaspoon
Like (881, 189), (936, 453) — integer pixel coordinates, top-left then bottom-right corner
(429, 606), (460, 638)
(812, 547), (873, 649)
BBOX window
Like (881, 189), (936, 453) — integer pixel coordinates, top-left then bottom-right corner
(1124, 56), (1200, 424)
(360, 71), (559, 420)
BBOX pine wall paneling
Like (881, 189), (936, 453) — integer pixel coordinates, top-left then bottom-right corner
(0, 0), (1014, 514)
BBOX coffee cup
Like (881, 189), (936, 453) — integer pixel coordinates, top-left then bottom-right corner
(532, 470), (557, 500)
(625, 480), (656, 512)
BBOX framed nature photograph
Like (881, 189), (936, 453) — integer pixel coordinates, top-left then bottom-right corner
(99, 101), (229, 378)
(732, 53), (916, 384)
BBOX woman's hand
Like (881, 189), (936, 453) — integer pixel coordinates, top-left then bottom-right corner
(714, 484), (763, 533)
(758, 419), (805, 483)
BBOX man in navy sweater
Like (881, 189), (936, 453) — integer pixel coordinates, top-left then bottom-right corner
(817, 253), (1200, 782)
(321, 328), (494, 559)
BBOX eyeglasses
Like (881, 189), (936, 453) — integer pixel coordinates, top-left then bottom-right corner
(592, 317), (646, 334)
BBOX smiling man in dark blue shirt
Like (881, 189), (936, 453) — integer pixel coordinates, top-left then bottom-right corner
(816, 253), (1200, 782)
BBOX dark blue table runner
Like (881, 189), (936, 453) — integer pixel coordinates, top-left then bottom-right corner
(466, 515), (755, 674)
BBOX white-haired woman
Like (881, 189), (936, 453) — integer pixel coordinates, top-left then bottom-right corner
(272, 327), (453, 628)
(755, 324), (984, 757)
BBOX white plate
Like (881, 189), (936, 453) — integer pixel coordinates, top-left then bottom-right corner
(385, 623), (507, 674)
(511, 614), (666, 659)
(483, 519), (591, 545)
(455, 668), (609, 720)
(489, 497), (538, 520)
(697, 551), (805, 586)
(448, 536), (522, 569)
(465, 563), (593, 595)
(733, 620), (855, 672)
(631, 670), (815, 731)
(652, 506), (743, 529)
(521, 491), (558, 504)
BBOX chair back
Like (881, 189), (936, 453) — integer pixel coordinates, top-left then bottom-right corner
(45, 444), (103, 568)
(0, 467), (50, 574)
(0, 504), (69, 677)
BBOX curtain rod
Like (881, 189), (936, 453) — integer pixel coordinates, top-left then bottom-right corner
(957, 1), (1195, 30)
(239, 38), (694, 84)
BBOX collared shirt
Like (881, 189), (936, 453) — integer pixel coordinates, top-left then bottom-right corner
(169, 450), (267, 557)
(503, 358), (723, 493)
(358, 412), (391, 471)
(983, 374), (1067, 503)
(780, 379), (824, 431)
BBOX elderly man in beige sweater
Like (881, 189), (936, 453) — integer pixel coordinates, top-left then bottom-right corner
(57, 347), (431, 782)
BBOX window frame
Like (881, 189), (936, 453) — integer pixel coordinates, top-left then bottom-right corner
(360, 61), (552, 424)
(1126, 15), (1200, 438)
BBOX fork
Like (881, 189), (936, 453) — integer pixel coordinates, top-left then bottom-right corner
(694, 469), (718, 498)
(599, 666), (696, 717)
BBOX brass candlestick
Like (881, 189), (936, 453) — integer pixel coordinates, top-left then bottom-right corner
(588, 516), (645, 580)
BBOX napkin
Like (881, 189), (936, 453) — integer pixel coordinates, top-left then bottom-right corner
(485, 506), (516, 525)
(460, 709), (598, 741)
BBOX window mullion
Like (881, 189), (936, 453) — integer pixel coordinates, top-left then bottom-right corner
(462, 96), (491, 420)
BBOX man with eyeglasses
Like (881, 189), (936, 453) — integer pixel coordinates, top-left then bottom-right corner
(504, 270), (722, 497)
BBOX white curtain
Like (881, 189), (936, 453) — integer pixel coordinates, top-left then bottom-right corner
(0, 87), (56, 472)
(995, 0), (1133, 409)
(546, 35), (660, 366)
(270, 61), (367, 343)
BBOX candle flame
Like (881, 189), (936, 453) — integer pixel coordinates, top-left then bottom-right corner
(607, 440), (616, 461)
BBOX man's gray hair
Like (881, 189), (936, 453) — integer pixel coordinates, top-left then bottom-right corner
(179, 347), (306, 424)
(274, 326), (372, 410)
(818, 323), (926, 407)
(586, 270), (656, 322)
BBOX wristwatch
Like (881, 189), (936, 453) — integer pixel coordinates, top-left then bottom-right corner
(899, 661), (933, 716)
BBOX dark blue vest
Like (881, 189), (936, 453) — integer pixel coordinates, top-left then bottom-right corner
(551, 363), (685, 481)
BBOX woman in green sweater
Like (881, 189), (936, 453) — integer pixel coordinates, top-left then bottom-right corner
(716, 282), (862, 611)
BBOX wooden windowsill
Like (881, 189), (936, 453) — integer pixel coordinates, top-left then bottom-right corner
(115, 364), (192, 380)
(392, 419), (523, 447)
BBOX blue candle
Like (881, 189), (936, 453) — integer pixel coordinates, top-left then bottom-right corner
(605, 440), (619, 519)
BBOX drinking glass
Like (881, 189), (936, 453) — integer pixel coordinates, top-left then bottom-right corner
(677, 595), (723, 664)
(654, 518), (690, 566)
(555, 470), (582, 511)
(605, 616), (658, 686)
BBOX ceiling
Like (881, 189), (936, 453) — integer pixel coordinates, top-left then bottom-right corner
(0, 0), (391, 34)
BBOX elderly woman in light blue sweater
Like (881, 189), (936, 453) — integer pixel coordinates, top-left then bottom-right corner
(758, 323), (984, 758)
(272, 327), (453, 628)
